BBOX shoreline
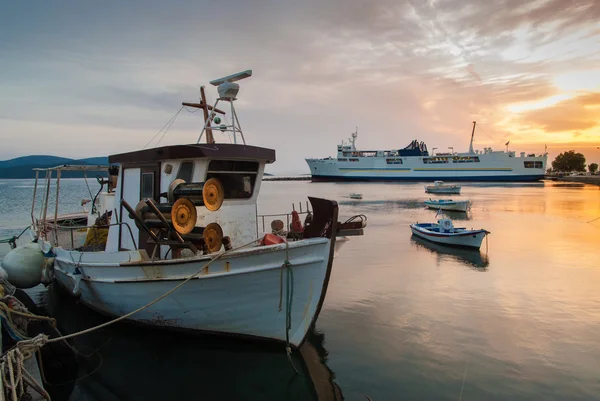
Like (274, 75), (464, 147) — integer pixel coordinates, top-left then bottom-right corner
(545, 175), (600, 186)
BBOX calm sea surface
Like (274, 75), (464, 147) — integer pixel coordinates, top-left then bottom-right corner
(1, 178), (600, 401)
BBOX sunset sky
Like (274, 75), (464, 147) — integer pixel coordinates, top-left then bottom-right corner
(1, 0), (599, 174)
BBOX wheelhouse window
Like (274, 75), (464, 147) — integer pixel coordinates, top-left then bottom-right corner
(452, 156), (480, 163)
(206, 160), (259, 199)
(386, 158), (402, 164)
(349, 158), (359, 162)
(423, 157), (449, 164)
(176, 161), (194, 182)
(524, 161), (543, 168)
(338, 158), (348, 162)
(141, 172), (154, 199)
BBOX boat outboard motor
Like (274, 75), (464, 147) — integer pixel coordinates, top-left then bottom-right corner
(438, 218), (454, 233)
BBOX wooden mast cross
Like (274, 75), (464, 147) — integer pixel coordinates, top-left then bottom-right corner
(182, 86), (226, 144)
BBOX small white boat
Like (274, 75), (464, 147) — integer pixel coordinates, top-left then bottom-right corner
(349, 193), (362, 200)
(410, 217), (489, 249)
(425, 181), (461, 194)
(424, 199), (470, 212)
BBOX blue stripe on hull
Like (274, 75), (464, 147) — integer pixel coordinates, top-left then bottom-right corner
(311, 174), (545, 182)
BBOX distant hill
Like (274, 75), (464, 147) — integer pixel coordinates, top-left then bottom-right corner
(0, 155), (109, 178)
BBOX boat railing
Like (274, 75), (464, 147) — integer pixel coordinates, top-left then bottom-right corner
(257, 201), (312, 233)
(38, 220), (136, 251)
(30, 164), (109, 227)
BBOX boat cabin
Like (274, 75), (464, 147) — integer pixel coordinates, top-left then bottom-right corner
(104, 143), (276, 256)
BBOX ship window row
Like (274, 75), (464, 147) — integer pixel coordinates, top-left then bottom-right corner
(423, 157), (449, 164)
(338, 158), (360, 162)
(453, 156), (480, 163)
(349, 158), (359, 162)
(386, 158), (403, 164)
(524, 161), (543, 168)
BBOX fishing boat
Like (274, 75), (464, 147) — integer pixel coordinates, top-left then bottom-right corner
(305, 122), (548, 182)
(424, 181), (461, 194)
(410, 215), (489, 249)
(424, 199), (470, 212)
(348, 193), (362, 200)
(11, 70), (367, 348)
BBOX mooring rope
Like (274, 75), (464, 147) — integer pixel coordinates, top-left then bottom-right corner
(0, 226), (30, 249)
(281, 239), (304, 376)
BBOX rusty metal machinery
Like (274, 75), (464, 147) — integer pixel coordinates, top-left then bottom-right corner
(167, 178), (224, 212)
(203, 222), (224, 253)
(171, 198), (197, 235)
(134, 197), (198, 235)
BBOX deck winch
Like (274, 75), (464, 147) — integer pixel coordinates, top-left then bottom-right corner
(125, 177), (229, 257)
(167, 177), (224, 211)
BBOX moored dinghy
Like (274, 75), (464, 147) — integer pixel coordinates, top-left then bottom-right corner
(28, 70), (367, 348)
(424, 198), (470, 212)
(410, 213), (489, 249)
(425, 180), (461, 194)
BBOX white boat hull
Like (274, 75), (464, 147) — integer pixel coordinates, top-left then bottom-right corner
(50, 237), (334, 347)
(410, 224), (487, 249)
(424, 201), (469, 212)
(306, 151), (547, 182)
(424, 187), (461, 194)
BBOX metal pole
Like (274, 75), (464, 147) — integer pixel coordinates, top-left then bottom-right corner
(197, 99), (221, 144)
(232, 106), (246, 145)
(230, 101), (236, 144)
(53, 169), (61, 246)
(31, 170), (39, 224)
(41, 170), (52, 239)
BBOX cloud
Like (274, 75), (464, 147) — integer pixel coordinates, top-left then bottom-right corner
(517, 92), (600, 133)
(0, 0), (599, 172)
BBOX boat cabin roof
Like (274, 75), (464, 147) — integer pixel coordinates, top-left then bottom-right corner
(109, 143), (276, 165)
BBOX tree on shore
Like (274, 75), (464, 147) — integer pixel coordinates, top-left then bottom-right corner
(551, 151), (586, 172)
(589, 163), (599, 174)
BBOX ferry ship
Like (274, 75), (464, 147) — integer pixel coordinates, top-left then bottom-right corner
(305, 122), (547, 182)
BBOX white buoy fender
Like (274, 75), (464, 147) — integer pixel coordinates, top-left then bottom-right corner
(1, 242), (44, 288)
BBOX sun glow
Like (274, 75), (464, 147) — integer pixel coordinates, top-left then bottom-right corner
(506, 94), (573, 113)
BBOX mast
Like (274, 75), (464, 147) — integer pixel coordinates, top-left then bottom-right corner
(469, 121), (476, 154)
(181, 96), (225, 144)
(350, 127), (358, 151)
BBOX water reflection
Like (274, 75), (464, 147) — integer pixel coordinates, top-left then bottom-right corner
(43, 284), (343, 401)
(410, 235), (489, 269)
(339, 198), (425, 210)
(422, 209), (471, 221)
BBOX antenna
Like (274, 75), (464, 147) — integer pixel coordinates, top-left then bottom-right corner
(469, 121), (476, 154)
(196, 70), (253, 144)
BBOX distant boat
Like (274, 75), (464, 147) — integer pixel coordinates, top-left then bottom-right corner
(348, 193), (362, 200)
(305, 122), (548, 182)
(410, 217), (489, 249)
(425, 181), (461, 194)
(424, 199), (470, 212)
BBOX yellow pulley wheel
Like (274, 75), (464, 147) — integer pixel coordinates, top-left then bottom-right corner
(203, 222), (224, 253)
(171, 198), (197, 235)
(203, 178), (225, 211)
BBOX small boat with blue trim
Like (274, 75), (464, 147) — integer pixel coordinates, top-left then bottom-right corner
(424, 198), (470, 212)
(410, 217), (489, 249)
